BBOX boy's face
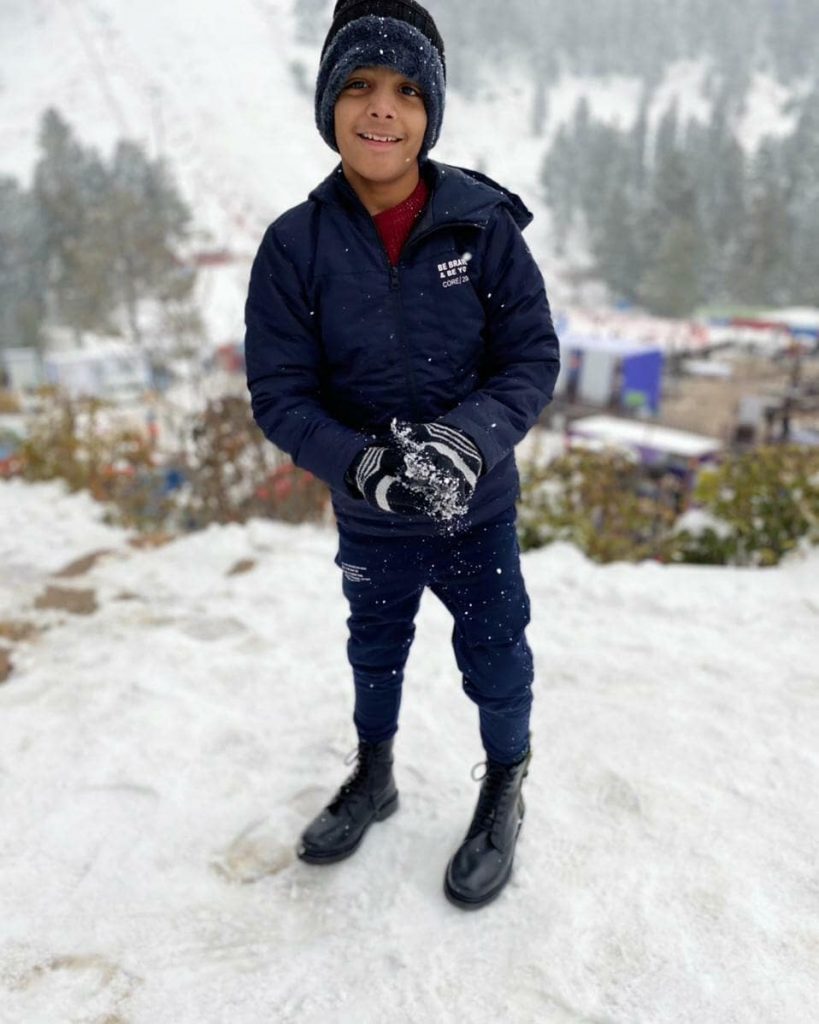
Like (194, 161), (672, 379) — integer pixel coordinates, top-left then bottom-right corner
(334, 65), (427, 203)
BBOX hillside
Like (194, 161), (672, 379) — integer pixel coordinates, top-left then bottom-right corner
(1, 1), (813, 301)
(1, 479), (818, 1022)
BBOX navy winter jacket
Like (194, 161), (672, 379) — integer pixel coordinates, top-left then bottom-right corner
(244, 159), (560, 535)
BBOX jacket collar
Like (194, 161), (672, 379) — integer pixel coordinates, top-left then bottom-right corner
(308, 159), (533, 234)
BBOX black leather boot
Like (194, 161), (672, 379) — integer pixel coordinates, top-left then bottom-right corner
(297, 737), (398, 864)
(444, 746), (532, 909)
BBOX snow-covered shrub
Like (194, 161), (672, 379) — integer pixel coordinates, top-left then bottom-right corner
(176, 396), (329, 530)
(17, 389), (169, 529)
(672, 445), (819, 566)
(519, 444), (819, 567)
(0, 390), (22, 414)
(15, 391), (330, 533)
(517, 449), (680, 563)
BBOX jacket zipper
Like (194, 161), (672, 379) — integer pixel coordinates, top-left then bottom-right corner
(390, 263), (423, 420)
(368, 222), (421, 421)
(367, 214), (488, 424)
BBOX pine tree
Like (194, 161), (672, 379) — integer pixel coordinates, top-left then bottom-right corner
(30, 109), (195, 347)
(638, 126), (705, 315)
(32, 109), (114, 340)
(629, 92), (650, 196)
(695, 90), (747, 303)
(531, 66), (549, 137)
(106, 140), (195, 345)
(541, 123), (580, 253)
(0, 176), (47, 350)
(593, 187), (643, 305)
(731, 140), (792, 305)
(640, 218), (706, 316)
(785, 87), (819, 303)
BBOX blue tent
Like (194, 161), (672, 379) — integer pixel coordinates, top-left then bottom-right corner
(554, 332), (665, 414)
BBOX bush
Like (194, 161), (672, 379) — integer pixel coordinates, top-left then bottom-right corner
(17, 390), (171, 529)
(672, 445), (819, 566)
(0, 390), (22, 414)
(176, 396), (329, 529)
(517, 448), (680, 563)
(14, 391), (331, 533)
(518, 442), (819, 566)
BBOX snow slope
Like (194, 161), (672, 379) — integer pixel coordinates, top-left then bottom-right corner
(1, 478), (817, 1023)
(0, 0), (804, 322)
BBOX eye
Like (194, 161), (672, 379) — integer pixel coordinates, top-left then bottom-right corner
(343, 79), (368, 91)
(400, 83), (422, 98)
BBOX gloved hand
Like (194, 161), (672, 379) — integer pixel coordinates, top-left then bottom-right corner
(393, 421), (483, 520)
(347, 444), (428, 516)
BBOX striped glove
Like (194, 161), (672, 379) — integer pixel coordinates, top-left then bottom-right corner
(348, 445), (428, 516)
(393, 421), (483, 520)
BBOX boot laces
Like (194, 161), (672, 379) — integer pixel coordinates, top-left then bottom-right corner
(333, 742), (380, 804)
(468, 759), (518, 837)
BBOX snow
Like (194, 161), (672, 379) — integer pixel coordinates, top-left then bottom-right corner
(1, 478), (818, 1022)
(569, 415), (722, 459)
(560, 307), (714, 354)
(757, 307), (819, 333)
(646, 60), (712, 135)
(0, 6), (817, 1012)
(681, 359), (733, 379)
(735, 71), (803, 153)
(1, 1), (807, 337)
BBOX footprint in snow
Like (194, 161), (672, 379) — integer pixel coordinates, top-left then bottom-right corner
(595, 770), (643, 820)
(211, 817), (296, 884)
(6, 952), (139, 1020)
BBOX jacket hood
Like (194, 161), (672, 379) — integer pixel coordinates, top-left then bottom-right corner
(308, 159), (533, 232)
(439, 162), (533, 231)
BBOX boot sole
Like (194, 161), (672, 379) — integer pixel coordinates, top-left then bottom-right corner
(443, 819), (522, 910)
(297, 791), (399, 865)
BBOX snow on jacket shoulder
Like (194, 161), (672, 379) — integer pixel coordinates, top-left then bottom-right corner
(244, 159), (560, 535)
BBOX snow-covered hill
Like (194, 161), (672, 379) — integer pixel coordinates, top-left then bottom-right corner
(0, 2), (802, 268)
(1, 478), (817, 1022)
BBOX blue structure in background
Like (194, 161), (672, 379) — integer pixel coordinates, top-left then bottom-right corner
(621, 349), (664, 414)
(553, 332), (665, 414)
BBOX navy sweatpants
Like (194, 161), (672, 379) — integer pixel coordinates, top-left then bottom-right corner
(335, 510), (533, 764)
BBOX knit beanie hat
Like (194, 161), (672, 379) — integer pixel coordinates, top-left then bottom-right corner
(315, 0), (446, 158)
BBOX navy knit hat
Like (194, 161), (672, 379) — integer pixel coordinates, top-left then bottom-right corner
(315, 0), (446, 158)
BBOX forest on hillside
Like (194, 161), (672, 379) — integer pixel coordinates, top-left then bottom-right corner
(298, 0), (819, 314)
(297, 0), (819, 92)
(543, 86), (819, 314)
(0, 110), (197, 352)
(3, 1), (818, 329)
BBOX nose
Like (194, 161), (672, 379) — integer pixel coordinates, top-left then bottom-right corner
(366, 85), (396, 120)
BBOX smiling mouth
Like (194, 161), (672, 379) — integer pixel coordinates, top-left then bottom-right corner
(358, 132), (401, 144)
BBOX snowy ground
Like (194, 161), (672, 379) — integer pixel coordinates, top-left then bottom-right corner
(1, 478), (817, 1023)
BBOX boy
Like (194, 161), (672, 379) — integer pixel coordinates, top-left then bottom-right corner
(244, 0), (560, 909)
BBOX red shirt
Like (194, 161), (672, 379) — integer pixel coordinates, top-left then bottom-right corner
(372, 176), (430, 267)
